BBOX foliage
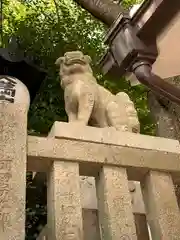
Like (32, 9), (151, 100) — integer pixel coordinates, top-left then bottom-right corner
(121, 0), (143, 9)
(2, 0), (154, 136)
(2, 0), (155, 238)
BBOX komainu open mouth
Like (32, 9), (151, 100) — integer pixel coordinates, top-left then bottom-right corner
(66, 59), (86, 65)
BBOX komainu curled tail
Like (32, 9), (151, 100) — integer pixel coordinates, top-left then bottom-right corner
(116, 92), (140, 133)
(106, 92), (140, 133)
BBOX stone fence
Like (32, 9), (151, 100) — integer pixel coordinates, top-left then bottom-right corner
(1, 101), (180, 239)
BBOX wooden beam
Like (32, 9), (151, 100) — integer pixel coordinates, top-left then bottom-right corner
(133, 0), (180, 43)
(100, 0), (180, 81)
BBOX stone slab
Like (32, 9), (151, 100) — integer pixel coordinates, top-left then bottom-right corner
(49, 122), (180, 153)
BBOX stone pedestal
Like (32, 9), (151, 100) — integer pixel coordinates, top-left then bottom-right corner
(0, 76), (29, 239)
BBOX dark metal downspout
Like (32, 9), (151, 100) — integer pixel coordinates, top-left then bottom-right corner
(133, 63), (180, 105)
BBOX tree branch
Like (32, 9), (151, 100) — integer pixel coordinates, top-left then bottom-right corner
(73, 0), (124, 26)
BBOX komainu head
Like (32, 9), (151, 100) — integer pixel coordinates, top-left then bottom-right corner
(55, 51), (93, 77)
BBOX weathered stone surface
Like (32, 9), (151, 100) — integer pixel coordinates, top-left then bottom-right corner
(129, 181), (146, 214)
(134, 214), (150, 240)
(49, 122), (100, 239)
(0, 77), (29, 239)
(30, 122), (180, 239)
(47, 161), (83, 240)
(37, 210), (101, 240)
(49, 121), (146, 240)
(49, 121), (180, 153)
(27, 133), (180, 182)
(55, 49), (180, 238)
(56, 51), (139, 133)
(82, 209), (100, 240)
(80, 176), (97, 209)
(80, 178), (145, 214)
(96, 166), (137, 240)
(142, 171), (180, 239)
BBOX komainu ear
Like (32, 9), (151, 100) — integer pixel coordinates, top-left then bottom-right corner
(84, 55), (92, 64)
(55, 57), (64, 66)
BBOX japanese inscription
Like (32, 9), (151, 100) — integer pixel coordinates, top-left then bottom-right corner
(0, 76), (17, 103)
(0, 160), (12, 231)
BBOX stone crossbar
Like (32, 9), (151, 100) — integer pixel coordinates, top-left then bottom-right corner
(27, 122), (180, 183)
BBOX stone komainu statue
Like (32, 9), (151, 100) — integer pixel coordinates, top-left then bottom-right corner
(55, 51), (140, 133)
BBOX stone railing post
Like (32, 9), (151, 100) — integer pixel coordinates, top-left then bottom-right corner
(47, 161), (83, 240)
(0, 76), (30, 239)
(96, 166), (137, 240)
(47, 129), (83, 240)
(142, 171), (180, 239)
